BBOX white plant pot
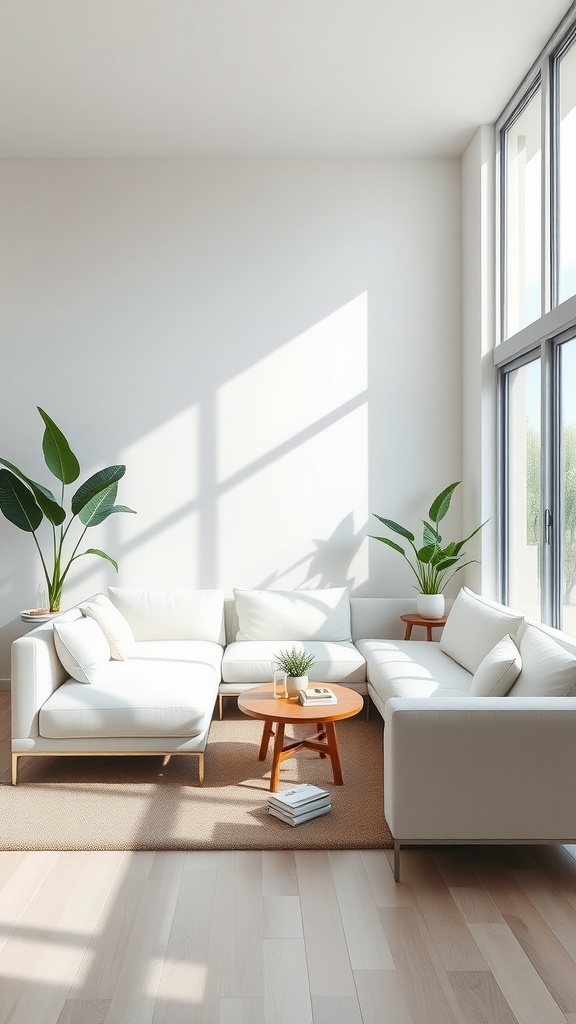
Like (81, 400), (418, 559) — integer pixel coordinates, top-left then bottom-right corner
(286, 675), (308, 699)
(416, 594), (445, 619)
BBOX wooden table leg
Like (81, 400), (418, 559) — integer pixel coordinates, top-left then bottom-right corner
(270, 721), (286, 792)
(317, 722), (327, 757)
(404, 622), (413, 640)
(258, 719), (274, 761)
(323, 721), (343, 785)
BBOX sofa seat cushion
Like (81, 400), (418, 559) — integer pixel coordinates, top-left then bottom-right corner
(221, 640), (366, 685)
(356, 639), (472, 702)
(39, 640), (222, 739)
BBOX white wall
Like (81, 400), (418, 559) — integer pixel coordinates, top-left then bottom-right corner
(0, 158), (462, 680)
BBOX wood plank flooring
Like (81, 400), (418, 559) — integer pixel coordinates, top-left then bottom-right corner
(2, 693), (576, 1023)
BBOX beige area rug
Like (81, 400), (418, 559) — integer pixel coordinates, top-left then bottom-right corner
(1, 712), (392, 851)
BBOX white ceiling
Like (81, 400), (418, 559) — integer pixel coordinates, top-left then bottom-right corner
(0, 0), (572, 159)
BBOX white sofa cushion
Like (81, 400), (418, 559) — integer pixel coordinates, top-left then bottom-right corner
(233, 587), (352, 642)
(508, 623), (576, 697)
(222, 639), (365, 684)
(53, 617), (111, 685)
(439, 587), (524, 674)
(356, 639), (472, 702)
(39, 640), (222, 738)
(108, 587), (225, 644)
(470, 634), (522, 696)
(81, 594), (135, 660)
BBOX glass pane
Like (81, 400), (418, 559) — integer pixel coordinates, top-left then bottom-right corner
(506, 358), (542, 618)
(558, 42), (576, 303)
(560, 337), (576, 635)
(504, 90), (542, 338)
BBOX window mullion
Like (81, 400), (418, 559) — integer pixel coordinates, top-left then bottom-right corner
(542, 55), (554, 313)
(540, 342), (555, 625)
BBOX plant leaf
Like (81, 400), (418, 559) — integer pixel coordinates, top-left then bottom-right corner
(0, 469), (43, 532)
(71, 465), (126, 515)
(428, 482), (460, 524)
(37, 408), (80, 484)
(422, 521), (441, 547)
(94, 502), (137, 523)
(417, 544), (436, 564)
(434, 555), (460, 571)
(440, 541), (458, 557)
(78, 482), (117, 527)
(368, 535), (405, 556)
(371, 515), (415, 543)
(78, 548), (119, 571)
(0, 458), (65, 525)
(459, 520), (489, 547)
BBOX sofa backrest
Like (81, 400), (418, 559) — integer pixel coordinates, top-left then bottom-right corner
(224, 594), (432, 643)
(523, 616), (576, 658)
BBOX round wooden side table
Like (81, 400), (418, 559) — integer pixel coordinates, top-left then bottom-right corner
(400, 612), (448, 642)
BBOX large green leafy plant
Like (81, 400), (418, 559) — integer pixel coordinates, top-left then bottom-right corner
(370, 482), (486, 595)
(0, 408), (136, 612)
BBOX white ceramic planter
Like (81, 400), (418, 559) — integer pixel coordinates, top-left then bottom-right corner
(416, 594), (445, 619)
(286, 674), (308, 699)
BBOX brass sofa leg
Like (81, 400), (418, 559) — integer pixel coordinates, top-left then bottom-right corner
(11, 753), (18, 786)
(198, 752), (205, 785)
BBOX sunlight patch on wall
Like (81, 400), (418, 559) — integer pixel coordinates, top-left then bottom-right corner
(217, 294), (368, 480)
(118, 406), (201, 586)
(216, 294), (369, 590)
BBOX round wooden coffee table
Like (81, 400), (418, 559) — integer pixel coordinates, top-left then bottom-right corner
(237, 683), (364, 792)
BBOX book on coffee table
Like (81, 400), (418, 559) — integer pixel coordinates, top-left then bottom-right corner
(298, 687), (337, 706)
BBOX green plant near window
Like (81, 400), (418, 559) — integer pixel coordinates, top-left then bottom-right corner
(274, 646), (316, 678)
(369, 481), (486, 595)
(0, 407), (136, 612)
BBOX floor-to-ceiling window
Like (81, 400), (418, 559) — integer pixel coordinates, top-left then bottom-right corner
(497, 11), (576, 636)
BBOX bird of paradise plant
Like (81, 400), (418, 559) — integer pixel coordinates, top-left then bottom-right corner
(0, 407), (136, 611)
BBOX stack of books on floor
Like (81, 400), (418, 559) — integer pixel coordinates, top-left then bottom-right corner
(298, 686), (337, 705)
(268, 784), (331, 826)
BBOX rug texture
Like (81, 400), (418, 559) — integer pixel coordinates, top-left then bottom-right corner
(1, 712), (392, 851)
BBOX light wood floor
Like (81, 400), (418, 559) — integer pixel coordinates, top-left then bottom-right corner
(2, 693), (576, 1023)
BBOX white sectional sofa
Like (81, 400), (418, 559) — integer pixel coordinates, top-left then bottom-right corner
(357, 587), (576, 879)
(10, 588), (227, 785)
(11, 585), (411, 786)
(10, 583), (576, 883)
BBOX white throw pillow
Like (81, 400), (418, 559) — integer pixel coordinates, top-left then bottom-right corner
(234, 587), (352, 642)
(439, 587), (524, 675)
(507, 623), (576, 696)
(81, 594), (135, 660)
(108, 587), (225, 643)
(470, 634), (522, 696)
(53, 617), (111, 684)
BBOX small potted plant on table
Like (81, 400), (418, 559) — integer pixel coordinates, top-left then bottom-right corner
(274, 646), (316, 699)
